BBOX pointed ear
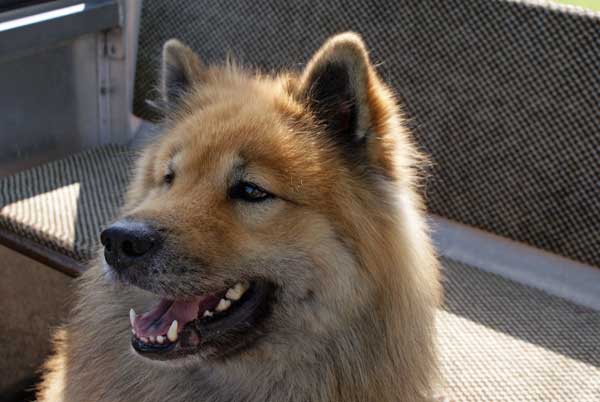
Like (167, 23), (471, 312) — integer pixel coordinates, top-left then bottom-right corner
(160, 39), (204, 108)
(299, 32), (375, 147)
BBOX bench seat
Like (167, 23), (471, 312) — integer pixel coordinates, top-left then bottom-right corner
(0, 144), (133, 276)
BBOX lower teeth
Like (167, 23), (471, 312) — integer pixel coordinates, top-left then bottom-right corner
(130, 282), (249, 347)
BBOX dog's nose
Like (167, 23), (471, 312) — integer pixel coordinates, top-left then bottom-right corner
(100, 220), (162, 270)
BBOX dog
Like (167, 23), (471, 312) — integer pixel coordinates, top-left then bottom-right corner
(37, 32), (441, 402)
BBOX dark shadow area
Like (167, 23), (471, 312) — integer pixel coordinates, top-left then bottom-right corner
(0, 375), (38, 402)
(442, 257), (600, 368)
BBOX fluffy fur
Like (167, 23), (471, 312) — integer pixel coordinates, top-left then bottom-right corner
(37, 33), (441, 402)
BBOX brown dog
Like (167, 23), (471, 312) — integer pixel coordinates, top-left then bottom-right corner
(37, 32), (441, 402)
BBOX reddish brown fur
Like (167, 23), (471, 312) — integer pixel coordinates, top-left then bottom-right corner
(37, 33), (441, 402)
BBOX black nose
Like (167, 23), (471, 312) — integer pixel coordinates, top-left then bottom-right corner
(100, 220), (162, 270)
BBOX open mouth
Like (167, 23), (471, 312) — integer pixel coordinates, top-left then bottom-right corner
(129, 281), (274, 360)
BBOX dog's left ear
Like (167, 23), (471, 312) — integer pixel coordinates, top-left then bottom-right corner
(160, 39), (205, 109)
(299, 32), (376, 148)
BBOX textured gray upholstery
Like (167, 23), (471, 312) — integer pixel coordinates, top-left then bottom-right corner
(0, 145), (133, 262)
(134, 0), (600, 268)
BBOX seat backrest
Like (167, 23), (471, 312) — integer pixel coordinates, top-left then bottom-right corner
(134, 0), (600, 268)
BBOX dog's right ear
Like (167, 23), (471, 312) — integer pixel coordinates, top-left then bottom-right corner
(160, 39), (204, 109)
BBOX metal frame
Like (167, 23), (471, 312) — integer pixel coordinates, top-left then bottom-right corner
(0, 0), (121, 60)
(431, 215), (600, 311)
(0, 0), (141, 177)
(100, 0), (142, 145)
(0, 226), (86, 276)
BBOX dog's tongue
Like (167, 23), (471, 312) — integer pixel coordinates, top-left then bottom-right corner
(133, 298), (201, 337)
(133, 294), (222, 338)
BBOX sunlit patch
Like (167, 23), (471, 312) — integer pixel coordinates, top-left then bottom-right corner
(1, 182), (81, 248)
(436, 310), (600, 401)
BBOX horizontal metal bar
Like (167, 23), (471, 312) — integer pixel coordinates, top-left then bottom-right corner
(0, 0), (120, 57)
(430, 215), (600, 312)
(0, 226), (86, 277)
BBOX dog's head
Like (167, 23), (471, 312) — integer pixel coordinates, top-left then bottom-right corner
(101, 33), (417, 363)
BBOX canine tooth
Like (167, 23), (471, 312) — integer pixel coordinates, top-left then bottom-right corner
(157, 335), (165, 344)
(149, 336), (156, 343)
(203, 310), (213, 318)
(129, 308), (136, 327)
(141, 337), (149, 343)
(225, 282), (248, 301)
(167, 320), (178, 342)
(216, 298), (232, 312)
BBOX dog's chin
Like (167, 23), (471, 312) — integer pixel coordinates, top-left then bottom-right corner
(123, 278), (276, 362)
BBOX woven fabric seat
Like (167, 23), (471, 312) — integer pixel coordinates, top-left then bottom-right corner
(438, 258), (600, 401)
(0, 145), (133, 273)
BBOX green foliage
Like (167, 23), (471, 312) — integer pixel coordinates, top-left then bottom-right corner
(553, 0), (600, 11)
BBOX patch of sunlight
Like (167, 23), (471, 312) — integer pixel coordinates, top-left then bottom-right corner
(436, 310), (600, 401)
(1, 183), (80, 245)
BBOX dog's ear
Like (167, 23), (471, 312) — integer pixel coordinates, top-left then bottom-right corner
(160, 39), (204, 108)
(299, 32), (376, 149)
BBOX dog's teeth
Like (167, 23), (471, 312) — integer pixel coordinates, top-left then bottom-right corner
(203, 310), (213, 318)
(129, 308), (136, 327)
(216, 298), (232, 312)
(149, 336), (156, 343)
(167, 320), (178, 342)
(157, 335), (165, 344)
(141, 336), (149, 343)
(225, 282), (248, 301)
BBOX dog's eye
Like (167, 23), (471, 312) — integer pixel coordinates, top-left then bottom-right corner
(163, 170), (175, 185)
(229, 182), (272, 202)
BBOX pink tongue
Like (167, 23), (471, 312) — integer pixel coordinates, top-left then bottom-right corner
(134, 298), (201, 337)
